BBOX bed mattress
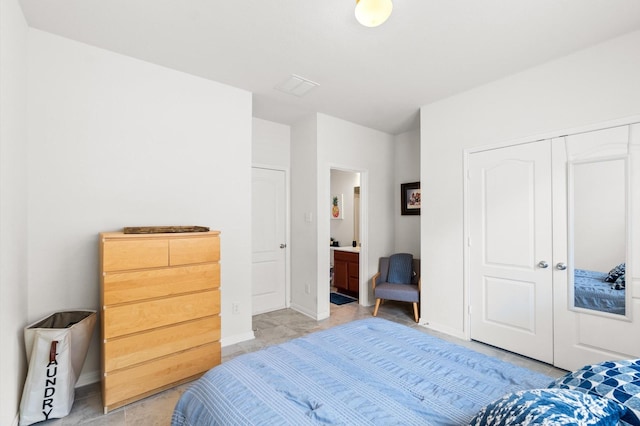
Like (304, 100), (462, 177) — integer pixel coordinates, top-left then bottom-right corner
(172, 318), (552, 425)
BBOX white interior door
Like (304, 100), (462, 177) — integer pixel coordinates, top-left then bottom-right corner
(469, 141), (554, 364)
(252, 167), (287, 315)
(552, 125), (640, 371)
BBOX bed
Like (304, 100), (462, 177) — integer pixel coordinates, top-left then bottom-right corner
(574, 268), (625, 315)
(171, 318), (554, 425)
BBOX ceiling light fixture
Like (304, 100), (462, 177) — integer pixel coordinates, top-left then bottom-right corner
(355, 0), (393, 28)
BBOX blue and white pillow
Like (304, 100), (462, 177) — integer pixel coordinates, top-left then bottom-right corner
(605, 263), (626, 283)
(548, 359), (640, 425)
(612, 273), (626, 290)
(469, 388), (626, 425)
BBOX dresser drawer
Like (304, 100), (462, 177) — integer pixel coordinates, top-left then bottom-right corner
(170, 236), (220, 266)
(104, 316), (220, 371)
(102, 239), (168, 272)
(104, 289), (220, 339)
(103, 263), (220, 305)
(103, 342), (220, 410)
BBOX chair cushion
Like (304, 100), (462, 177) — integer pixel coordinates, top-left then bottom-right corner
(387, 253), (413, 284)
(375, 283), (419, 303)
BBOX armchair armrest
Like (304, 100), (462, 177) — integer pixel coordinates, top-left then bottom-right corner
(372, 272), (381, 289)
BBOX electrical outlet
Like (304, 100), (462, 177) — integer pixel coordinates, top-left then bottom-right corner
(305, 284), (311, 294)
(232, 303), (240, 314)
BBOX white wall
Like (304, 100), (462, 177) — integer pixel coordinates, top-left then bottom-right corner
(27, 30), (253, 385)
(394, 129), (421, 257)
(420, 30), (640, 337)
(330, 170), (360, 248)
(252, 117), (290, 168)
(0, 0), (29, 423)
(290, 115), (319, 318)
(317, 114), (395, 313)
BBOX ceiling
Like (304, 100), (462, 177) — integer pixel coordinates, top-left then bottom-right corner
(18, 0), (640, 135)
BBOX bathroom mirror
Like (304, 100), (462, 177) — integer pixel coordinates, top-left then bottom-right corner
(569, 156), (628, 316)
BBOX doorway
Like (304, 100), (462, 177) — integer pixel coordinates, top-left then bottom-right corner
(330, 169), (362, 305)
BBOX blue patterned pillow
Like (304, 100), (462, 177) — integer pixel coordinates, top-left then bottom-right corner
(548, 359), (640, 425)
(605, 263), (626, 283)
(387, 253), (413, 284)
(469, 388), (627, 426)
(612, 273), (626, 290)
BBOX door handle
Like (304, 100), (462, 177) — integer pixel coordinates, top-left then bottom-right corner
(537, 261), (549, 269)
(556, 262), (567, 270)
(280, 244), (287, 249)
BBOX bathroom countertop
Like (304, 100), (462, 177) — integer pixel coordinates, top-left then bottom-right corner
(330, 246), (360, 253)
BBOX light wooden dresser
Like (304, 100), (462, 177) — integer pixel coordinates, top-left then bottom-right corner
(99, 230), (221, 413)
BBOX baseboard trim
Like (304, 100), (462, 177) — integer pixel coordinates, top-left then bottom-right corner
(421, 320), (467, 341)
(76, 370), (101, 388)
(221, 331), (255, 347)
(289, 302), (319, 320)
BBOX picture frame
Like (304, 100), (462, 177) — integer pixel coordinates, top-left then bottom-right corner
(401, 182), (421, 215)
(331, 194), (344, 219)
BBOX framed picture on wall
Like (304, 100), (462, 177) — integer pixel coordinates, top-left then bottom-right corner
(401, 182), (421, 215)
(331, 194), (344, 219)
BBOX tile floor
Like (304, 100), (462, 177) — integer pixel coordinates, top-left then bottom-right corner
(35, 299), (566, 425)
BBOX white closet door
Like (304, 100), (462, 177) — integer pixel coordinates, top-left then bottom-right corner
(469, 140), (554, 364)
(552, 125), (640, 371)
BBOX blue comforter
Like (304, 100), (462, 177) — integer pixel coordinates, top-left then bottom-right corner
(574, 269), (625, 315)
(172, 318), (552, 425)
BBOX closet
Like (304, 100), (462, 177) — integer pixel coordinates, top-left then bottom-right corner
(466, 120), (640, 372)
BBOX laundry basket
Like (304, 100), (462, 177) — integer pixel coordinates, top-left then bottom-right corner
(19, 310), (97, 426)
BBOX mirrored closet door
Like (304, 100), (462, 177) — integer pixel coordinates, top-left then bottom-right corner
(468, 121), (640, 372)
(553, 124), (637, 371)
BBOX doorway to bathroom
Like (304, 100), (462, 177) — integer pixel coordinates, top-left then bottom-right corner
(330, 169), (361, 304)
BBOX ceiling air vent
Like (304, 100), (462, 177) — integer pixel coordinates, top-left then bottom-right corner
(275, 74), (319, 97)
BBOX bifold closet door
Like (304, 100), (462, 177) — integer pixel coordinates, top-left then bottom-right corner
(468, 140), (554, 364)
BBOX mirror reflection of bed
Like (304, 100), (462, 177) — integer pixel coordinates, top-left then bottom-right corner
(571, 157), (626, 316)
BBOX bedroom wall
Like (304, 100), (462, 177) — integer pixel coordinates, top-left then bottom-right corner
(290, 115), (319, 318)
(252, 118), (290, 168)
(27, 29), (253, 385)
(394, 129), (421, 257)
(317, 114), (395, 313)
(420, 29), (640, 338)
(0, 0), (29, 423)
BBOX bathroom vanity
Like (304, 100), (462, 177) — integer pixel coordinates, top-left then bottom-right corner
(332, 246), (360, 297)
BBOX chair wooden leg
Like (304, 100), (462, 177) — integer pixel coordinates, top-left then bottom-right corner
(373, 299), (382, 316)
(412, 302), (419, 323)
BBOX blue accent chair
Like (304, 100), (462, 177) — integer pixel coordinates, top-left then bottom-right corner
(372, 254), (421, 322)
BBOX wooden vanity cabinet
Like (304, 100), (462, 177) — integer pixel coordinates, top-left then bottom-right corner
(333, 250), (359, 296)
(99, 231), (221, 413)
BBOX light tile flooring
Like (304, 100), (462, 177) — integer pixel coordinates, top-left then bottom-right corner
(37, 300), (567, 425)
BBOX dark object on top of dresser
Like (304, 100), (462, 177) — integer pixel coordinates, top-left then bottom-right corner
(123, 226), (210, 234)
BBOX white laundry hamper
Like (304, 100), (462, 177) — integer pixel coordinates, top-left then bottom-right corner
(19, 310), (97, 426)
